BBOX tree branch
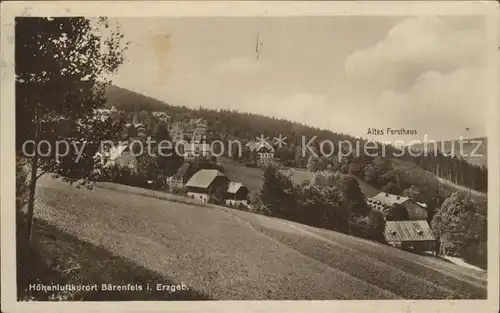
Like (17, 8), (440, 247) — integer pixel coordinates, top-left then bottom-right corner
(36, 168), (50, 180)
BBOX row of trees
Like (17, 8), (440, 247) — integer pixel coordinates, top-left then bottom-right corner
(401, 150), (487, 192)
(253, 164), (386, 243)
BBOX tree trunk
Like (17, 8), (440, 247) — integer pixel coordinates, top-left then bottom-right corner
(25, 103), (40, 242)
(25, 153), (38, 242)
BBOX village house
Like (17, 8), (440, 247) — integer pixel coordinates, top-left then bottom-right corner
(384, 220), (436, 254)
(246, 141), (275, 166)
(225, 182), (250, 207)
(185, 169), (249, 206)
(125, 111), (147, 139)
(182, 142), (212, 161)
(366, 197), (387, 213)
(94, 105), (119, 122)
(185, 169), (229, 203)
(99, 142), (138, 172)
(183, 118), (208, 142)
(152, 111), (171, 124)
(169, 122), (185, 142)
(166, 163), (190, 188)
(370, 192), (429, 221)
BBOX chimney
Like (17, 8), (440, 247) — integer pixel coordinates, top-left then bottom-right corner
(385, 192), (389, 196)
(396, 196), (400, 200)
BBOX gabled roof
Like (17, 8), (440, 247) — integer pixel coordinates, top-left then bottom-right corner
(366, 197), (389, 213)
(152, 111), (170, 118)
(189, 118), (207, 125)
(416, 202), (428, 208)
(384, 220), (435, 242)
(108, 143), (130, 160)
(227, 182), (248, 194)
(185, 169), (226, 189)
(246, 141), (275, 153)
(372, 192), (409, 207)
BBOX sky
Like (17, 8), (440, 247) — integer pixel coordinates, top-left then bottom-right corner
(108, 16), (491, 143)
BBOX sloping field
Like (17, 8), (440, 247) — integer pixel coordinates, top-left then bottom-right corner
(33, 176), (487, 300)
(283, 168), (381, 198)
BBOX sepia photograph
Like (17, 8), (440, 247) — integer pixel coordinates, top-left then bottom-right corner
(1, 1), (499, 313)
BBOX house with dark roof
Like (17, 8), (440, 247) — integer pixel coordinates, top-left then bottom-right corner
(185, 169), (228, 203)
(225, 182), (250, 207)
(371, 192), (428, 221)
(384, 220), (436, 254)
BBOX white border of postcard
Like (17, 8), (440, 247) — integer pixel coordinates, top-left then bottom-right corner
(1, 1), (499, 313)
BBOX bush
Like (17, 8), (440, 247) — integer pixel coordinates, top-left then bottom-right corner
(297, 184), (349, 232)
(350, 210), (386, 243)
(258, 164), (299, 219)
(431, 192), (487, 269)
(171, 185), (187, 195)
(97, 166), (148, 188)
(381, 181), (402, 195)
(256, 166), (385, 242)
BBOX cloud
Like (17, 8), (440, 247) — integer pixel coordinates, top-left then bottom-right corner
(334, 68), (487, 142)
(337, 16), (489, 141)
(213, 56), (264, 74)
(344, 16), (487, 95)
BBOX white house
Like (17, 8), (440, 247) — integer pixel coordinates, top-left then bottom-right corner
(152, 111), (171, 124)
(225, 182), (250, 207)
(185, 169), (228, 203)
(370, 192), (429, 221)
(246, 141), (275, 166)
(98, 142), (137, 172)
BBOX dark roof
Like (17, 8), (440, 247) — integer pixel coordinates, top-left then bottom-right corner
(185, 169), (226, 189)
(384, 220), (435, 242)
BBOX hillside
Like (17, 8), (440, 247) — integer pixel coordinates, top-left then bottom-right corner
(104, 85), (374, 148)
(33, 175), (487, 300)
(105, 85), (170, 112)
(104, 85), (487, 193)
